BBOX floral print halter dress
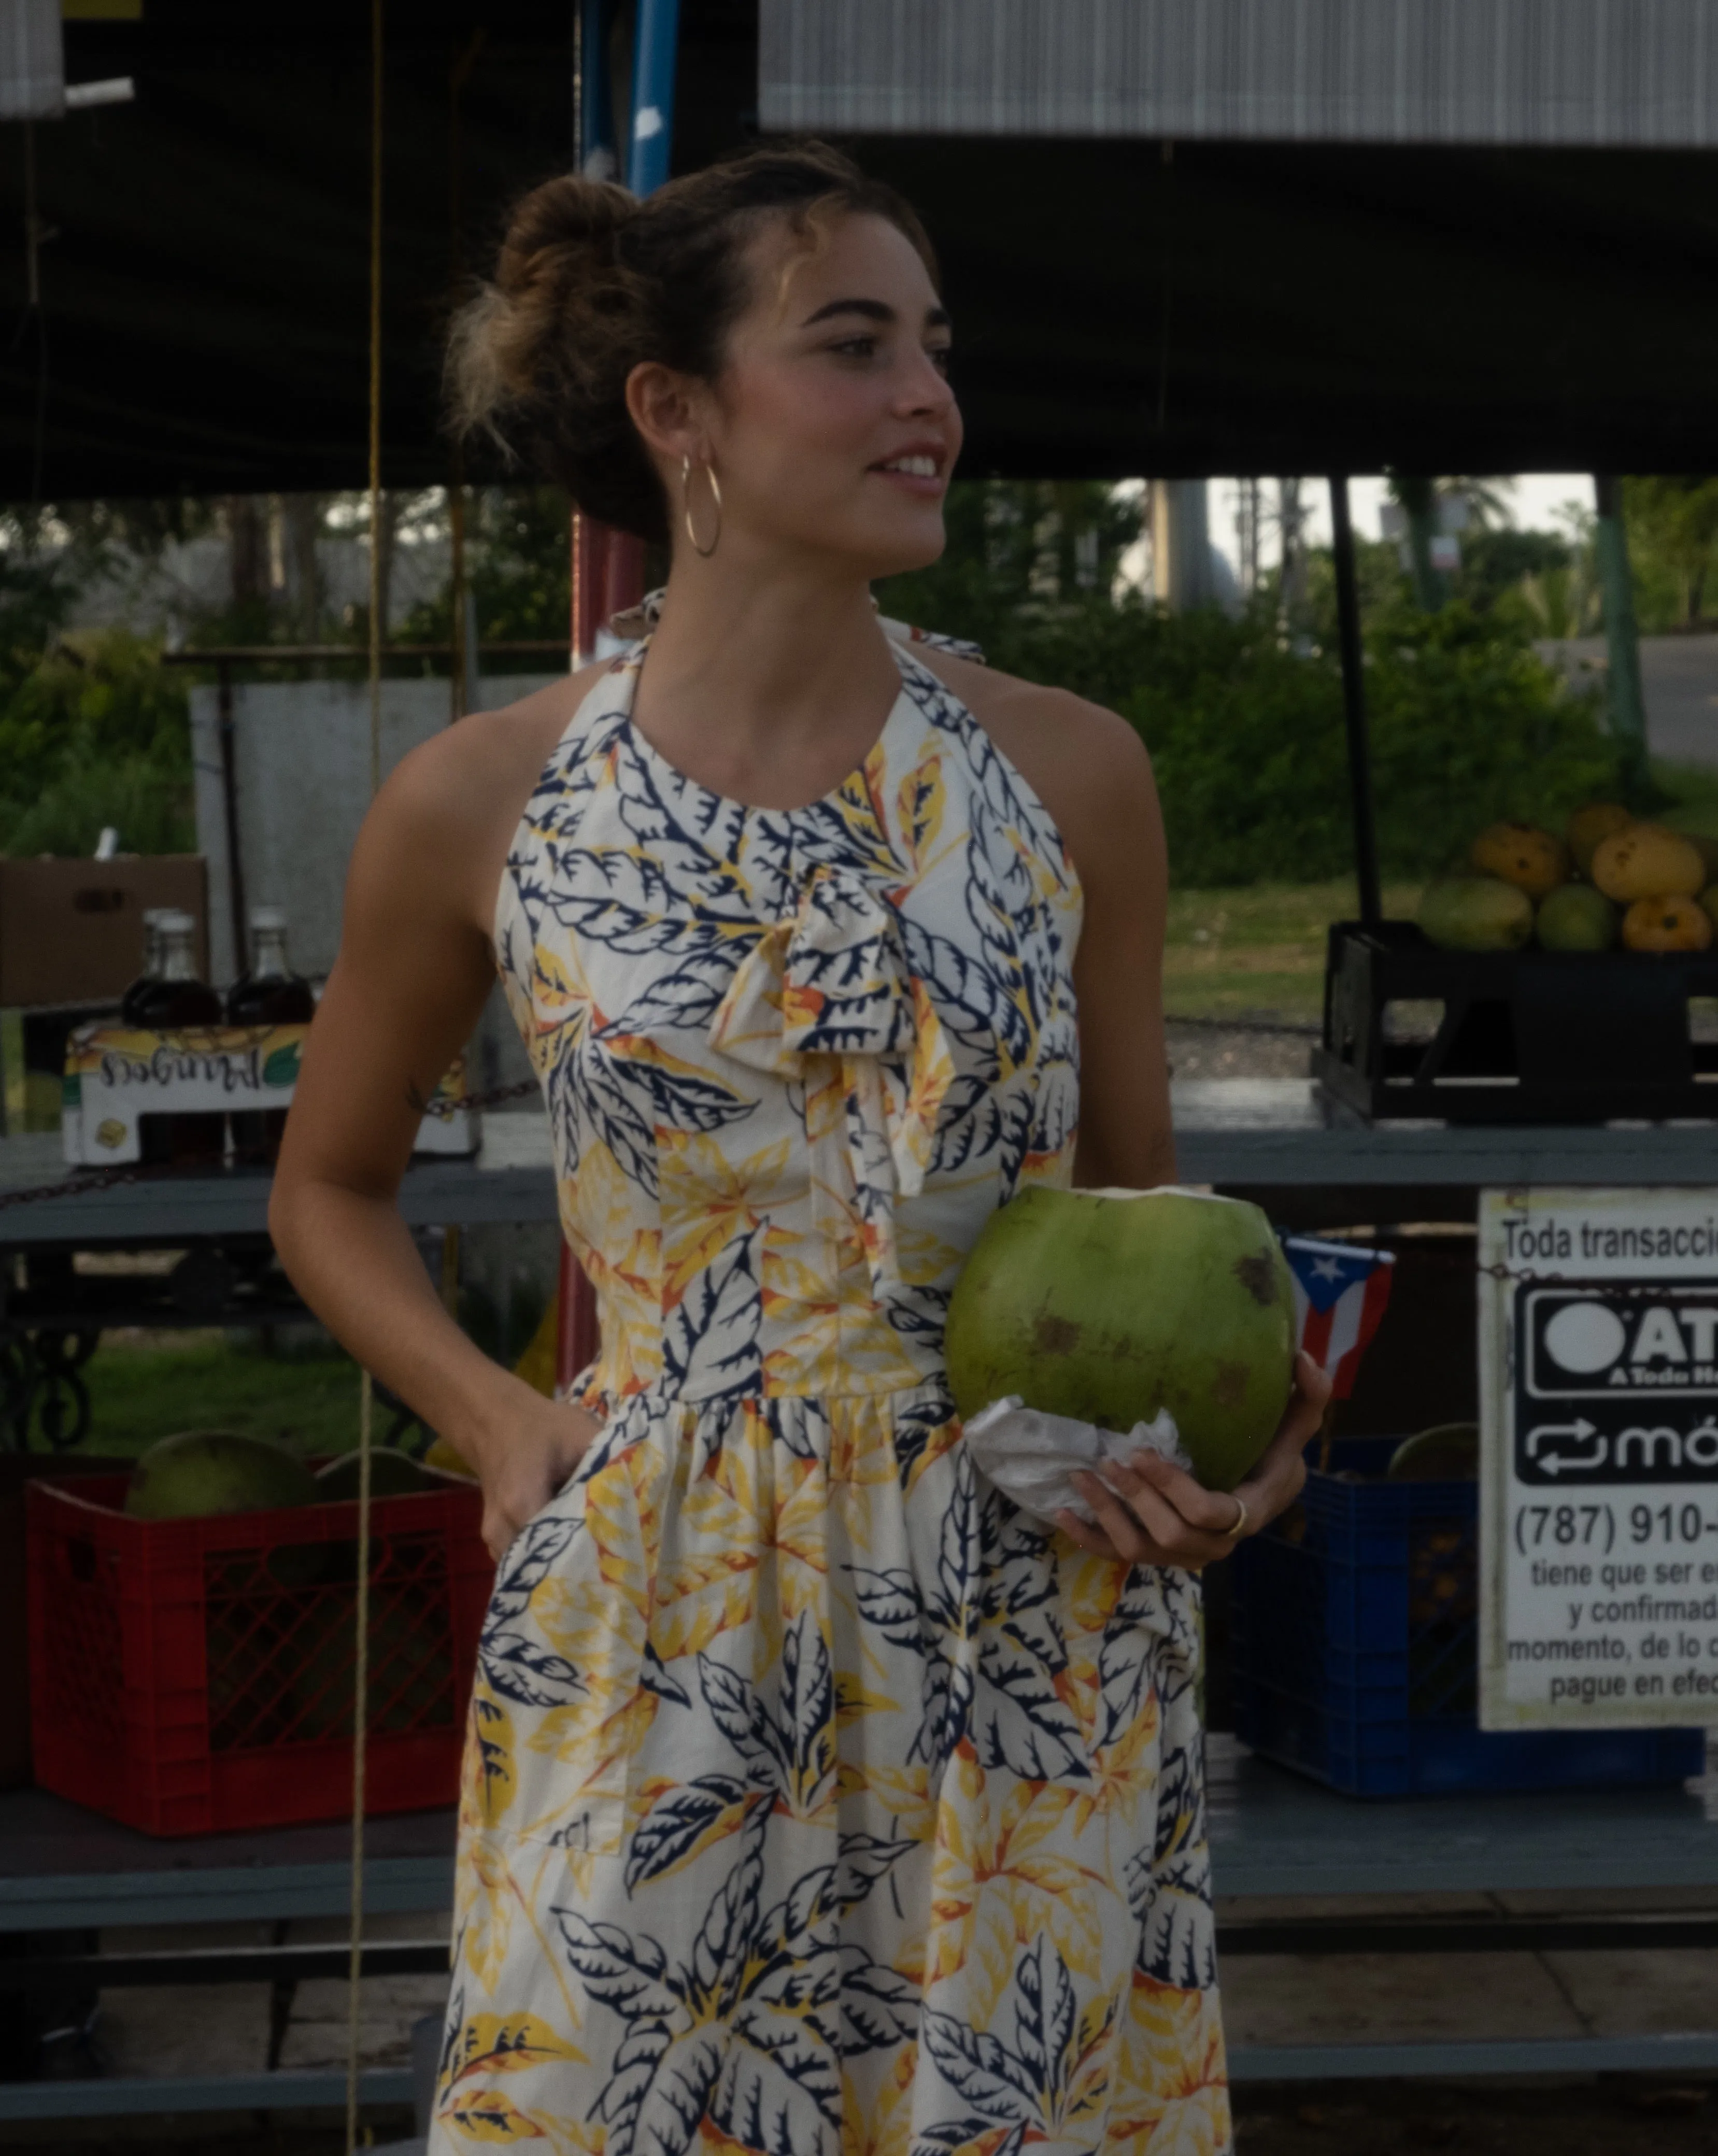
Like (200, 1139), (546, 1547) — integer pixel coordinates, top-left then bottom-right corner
(432, 626), (1228, 2155)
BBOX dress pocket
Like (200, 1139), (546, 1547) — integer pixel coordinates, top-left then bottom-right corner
(465, 1420), (651, 1857)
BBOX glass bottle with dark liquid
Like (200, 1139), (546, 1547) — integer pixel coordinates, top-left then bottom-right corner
(132, 910), (225, 1168)
(120, 907), (171, 1025)
(226, 906), (315, 1167)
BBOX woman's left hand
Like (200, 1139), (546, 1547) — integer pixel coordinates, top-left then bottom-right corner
(1056, 1350), (1333, 1569)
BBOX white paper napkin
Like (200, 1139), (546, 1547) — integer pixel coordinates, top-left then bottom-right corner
(961, 1396), (1192, 1525)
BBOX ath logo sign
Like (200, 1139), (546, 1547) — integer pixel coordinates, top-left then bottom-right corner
(1516, 1285), (1718, 1484)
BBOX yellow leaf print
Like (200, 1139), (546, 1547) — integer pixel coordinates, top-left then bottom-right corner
(1110, 1973), (1231, 2156)
(468, 1696), (515, 1828)
(650, 1542), (758, 1664)
(659, 1130), (794, 1306)
(454, 1833), (515, 1993)
(833, 1671), (897, 1729)
(925, 1746), (1107, 2006)
(448, 2013), (586, 2080)
(842, 2040), (917, 2156)
(896, 747), (944, 873)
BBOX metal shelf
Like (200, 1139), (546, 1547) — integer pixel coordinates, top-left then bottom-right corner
(6, 1086), (1717, 1251)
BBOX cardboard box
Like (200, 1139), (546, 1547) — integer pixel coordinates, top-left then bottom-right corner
(0, 857), (208, 1008)
(62, 1026), (476, 1164)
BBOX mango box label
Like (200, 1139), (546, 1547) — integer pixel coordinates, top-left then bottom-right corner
(1480, 1188), (1718, 1730)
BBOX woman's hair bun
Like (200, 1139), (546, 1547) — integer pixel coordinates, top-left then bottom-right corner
(448, 143), (936, 546)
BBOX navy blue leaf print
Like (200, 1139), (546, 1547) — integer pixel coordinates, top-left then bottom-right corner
(689, 1815), (767, 2012)
(708, 2017), (842, 2155)
(935, 1450), (979, 1634)
(552, 1911), (680, 2020)
(641, 1640), (692, 1708)
(622, 2029), (728, 2156)
(897, 917), (1005, 1048)
(479, 1630), (587, 1711)
(610, 966), (734, 1037)
(488, 1512), (582, 1627)
(975, 1639), (1088, 1783)
(594, 2023), (677, 2156)
(777, 1612), (836, 1811)
(1014, 1935), (1077, 2104)
(891, 1394), (946, 1488)
(833, 1831), (915, 1910)
(919, 2010), (1037, 2120)
(838, 1949), (919, 2054)
(697, 1656), (778, 1783)
(626, 1775), (756, 1893)
(661, 1228), (764, 1400)
(847, 1566), (924, 1646)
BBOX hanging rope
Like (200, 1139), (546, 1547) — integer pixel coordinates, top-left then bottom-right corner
(347, 4), (384, 2148)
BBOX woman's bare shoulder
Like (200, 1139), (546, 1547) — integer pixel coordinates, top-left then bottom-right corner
(911, 646), (1157, 881)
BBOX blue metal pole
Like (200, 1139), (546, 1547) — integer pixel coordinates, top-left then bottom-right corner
(579, 0), (614, 176)
(627, 0), (681, 196)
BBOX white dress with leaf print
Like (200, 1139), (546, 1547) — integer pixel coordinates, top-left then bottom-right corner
(431, 622), (1229, 2156)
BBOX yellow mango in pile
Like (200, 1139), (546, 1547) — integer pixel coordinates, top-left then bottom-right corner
(1565, 802), (1634, 876)
(1469, 821), (1569, 899)
(1592, 824), (1707, 903)
(1621, 895), (1714, 952)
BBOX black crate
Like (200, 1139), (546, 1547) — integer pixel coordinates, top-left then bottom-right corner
(1313, 920), (1718, 1123)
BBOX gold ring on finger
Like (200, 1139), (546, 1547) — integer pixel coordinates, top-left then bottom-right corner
(1225, 1495), (1249, 1542)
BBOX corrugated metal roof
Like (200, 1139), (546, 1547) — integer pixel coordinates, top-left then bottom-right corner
(1, 0), (65, 122)
(760, 0), (1718, 146)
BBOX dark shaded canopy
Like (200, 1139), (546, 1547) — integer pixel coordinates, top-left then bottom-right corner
(6, 0), (1718, 500)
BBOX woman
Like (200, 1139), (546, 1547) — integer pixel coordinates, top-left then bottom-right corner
(271, 141), (1324, 2156)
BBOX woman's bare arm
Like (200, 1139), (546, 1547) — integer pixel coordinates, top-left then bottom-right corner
(269, 674), (607, 1558)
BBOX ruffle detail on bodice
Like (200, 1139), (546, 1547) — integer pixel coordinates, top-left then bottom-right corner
(707, 862), (956, 1310)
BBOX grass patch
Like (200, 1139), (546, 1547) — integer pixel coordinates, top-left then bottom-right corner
(1164, 880), (1422, 1023)
(72, 1335), (367, 1460)
(1657, 758), (1718, 840)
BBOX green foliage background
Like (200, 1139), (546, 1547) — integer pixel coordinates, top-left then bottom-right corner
(878, 481), (1624, 885)
(0, 476), (1645, 886)
(0, 542), (195, 858)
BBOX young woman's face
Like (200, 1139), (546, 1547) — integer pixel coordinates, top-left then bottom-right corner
(695, 209), (962, 578)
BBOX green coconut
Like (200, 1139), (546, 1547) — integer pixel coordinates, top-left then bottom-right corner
(1387, 1422), (1480, 1481)
(125, 1430), (319, 1521)
(314, 1449), (441, 1502)
(1418, 875), (1534, 953)
(1536, 883), (1618, 953)
(945, 1185), (1296, 1492)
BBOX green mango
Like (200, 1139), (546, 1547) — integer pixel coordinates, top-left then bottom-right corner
(1418, 875), (1534, 953)
(1536, 883), (1618, 952)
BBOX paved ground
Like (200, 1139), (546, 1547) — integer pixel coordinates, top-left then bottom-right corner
(1538, 634), (1718, 769)
(1165, 1020), (1316, 1082)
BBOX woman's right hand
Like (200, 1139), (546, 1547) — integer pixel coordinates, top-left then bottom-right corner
(459, 1393), (606, 1562)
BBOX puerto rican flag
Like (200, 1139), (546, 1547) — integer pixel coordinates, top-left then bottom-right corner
(1281, 1237), (1396, 1400)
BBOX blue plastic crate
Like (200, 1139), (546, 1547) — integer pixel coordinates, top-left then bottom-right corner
(1231, 1441), (1706, 1797)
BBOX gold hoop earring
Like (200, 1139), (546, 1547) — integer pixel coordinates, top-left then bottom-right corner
(681, 454), (722, 558)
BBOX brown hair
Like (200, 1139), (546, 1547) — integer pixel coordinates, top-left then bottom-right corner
(448, 141), (939, 546)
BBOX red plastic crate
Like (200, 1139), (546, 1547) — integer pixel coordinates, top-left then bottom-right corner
(26, 1472), (493, 1836)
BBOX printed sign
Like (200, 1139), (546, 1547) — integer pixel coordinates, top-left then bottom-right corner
(1480, 1188), (1718, 1729)
(61, 1025), (475, 1165)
